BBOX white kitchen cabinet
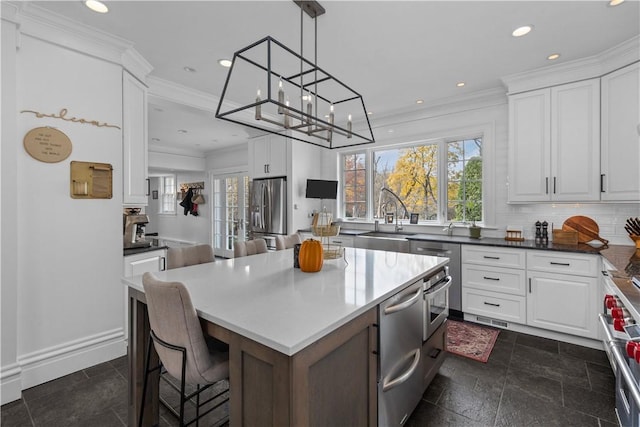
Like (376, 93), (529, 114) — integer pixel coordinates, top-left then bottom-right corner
(123, 249), (166, 277)
(327, 235), (354, 247)
(122, 70), (149, 205)
(526, 251), (600, 339)
(461, 246), (527, 323)
(508, 79), (600, 202)
(249, 134), (289, 178)
(600, 62), (640, 201)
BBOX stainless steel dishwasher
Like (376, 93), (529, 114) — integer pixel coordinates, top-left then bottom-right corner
(378, 280), (424, 426)
(410, 240), (462, 317)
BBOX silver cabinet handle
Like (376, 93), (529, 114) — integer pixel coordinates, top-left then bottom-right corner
(384, 286), (422, 315)
(382, 348), (421, 392)
(424, 276), (452, 296)
(416, 247), (451, 257)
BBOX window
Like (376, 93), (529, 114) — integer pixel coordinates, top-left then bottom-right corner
(341, 136), (483, 224)
(342, 152), (367, 218)
(159, 175), (176, 214)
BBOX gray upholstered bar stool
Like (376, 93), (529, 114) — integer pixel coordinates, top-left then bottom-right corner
(167, 244), (215, 269)
(233, 238), (268, 257)
(274, 233), (302, 250)
(139, 273), (229, 427)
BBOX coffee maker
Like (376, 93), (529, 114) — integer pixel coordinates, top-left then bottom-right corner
(123, 213), (151, 249)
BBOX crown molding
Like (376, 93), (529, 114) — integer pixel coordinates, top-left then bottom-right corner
(1, 2), (19, 24)
(502, 35), (640, 94)
(12, 2), (151, 79)
(147, 76), (219, 113)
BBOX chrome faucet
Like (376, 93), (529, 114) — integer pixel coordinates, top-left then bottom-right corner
(443, 222), (454, 236)
(378, 187), (409, 233)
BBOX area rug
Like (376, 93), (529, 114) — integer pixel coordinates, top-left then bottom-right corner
(446, 320), (499, 363)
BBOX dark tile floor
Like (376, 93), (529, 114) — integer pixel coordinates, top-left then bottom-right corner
(1, 327), (617, 427)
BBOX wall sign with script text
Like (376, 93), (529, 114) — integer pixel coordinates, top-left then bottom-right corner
(23, 127), (72, 163)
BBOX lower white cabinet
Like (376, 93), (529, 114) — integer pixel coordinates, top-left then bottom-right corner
(123, 249), (167, 277)
(526, 271), (599, 339)
(462, 246), (601, 340)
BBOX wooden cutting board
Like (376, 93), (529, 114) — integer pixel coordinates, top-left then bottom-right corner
(562, 216), (609, 246)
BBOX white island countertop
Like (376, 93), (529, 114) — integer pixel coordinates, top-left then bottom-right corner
(123, 247), (448, 356)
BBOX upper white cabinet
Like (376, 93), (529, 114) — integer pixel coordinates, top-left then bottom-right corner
(508, 79), (600, 202)
(249, 134), (289, 178)
(122, 70), (149, 205)
(600, 62), (640, 201)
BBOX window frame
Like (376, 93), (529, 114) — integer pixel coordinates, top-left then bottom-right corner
(158, 174), (177, 215)
(338, 123), (494, 226)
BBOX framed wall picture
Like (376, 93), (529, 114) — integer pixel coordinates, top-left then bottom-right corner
(152, 190), (158, 200)
(410, 213), (419, 224)
(385, 213), (394, 224)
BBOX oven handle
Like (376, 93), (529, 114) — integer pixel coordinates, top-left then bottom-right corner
(384, 286), (422, 315)
(382, 348), (421, 392)
(424, 275), (452, 296)
(598, 314), (640, 408)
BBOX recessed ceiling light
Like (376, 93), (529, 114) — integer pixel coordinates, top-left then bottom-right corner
(367, 111), (373, 115)
(416, 99), (424, 104)
(85, 0), (108, 13)
(177, 129), (187, 134)
(388, 129), (394, 133)
(609, 0), (624, 6)
(512, 25), (533, 37)
(547, 53), (560, 60)
(218, 59), (232, 68)
(456, 82), (465, 87)
(183, 66), (196, 73)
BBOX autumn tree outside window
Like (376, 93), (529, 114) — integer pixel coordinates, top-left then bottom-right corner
(340, 137), (483, 223)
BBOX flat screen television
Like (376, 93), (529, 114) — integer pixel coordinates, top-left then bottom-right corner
(305, 179), (338, 200)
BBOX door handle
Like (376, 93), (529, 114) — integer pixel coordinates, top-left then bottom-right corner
(382, 348), (421, 392)
(160, 256), (166, 271)
(384, 286), (422, 314)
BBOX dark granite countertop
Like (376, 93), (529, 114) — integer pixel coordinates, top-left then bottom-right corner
(123, 245), (168, 257)
(601, 245), (640, 280)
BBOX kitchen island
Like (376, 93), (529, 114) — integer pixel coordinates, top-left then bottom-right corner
(124, 247), (448, 426)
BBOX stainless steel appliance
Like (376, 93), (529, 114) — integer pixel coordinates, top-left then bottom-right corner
(123, 213), (151, 249)
(378, 280), (424, 426)
(410, 241), (461, 317)
(249, 177), (286, 236)
(423, 267), (452, 341)
(599, 273), (640, 426)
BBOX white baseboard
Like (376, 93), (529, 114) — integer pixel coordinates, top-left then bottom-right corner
(1, 328), (126, 405)
(1, 363), (23, 405)
(463, 313), (603, 350)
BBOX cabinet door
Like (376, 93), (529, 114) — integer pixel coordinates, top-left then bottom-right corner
(601, 62), (640, 201)
(551, 79), (600, 201)
(249, 136), (270, 178)
(122, 71), (149, 205)
(527, 272), (598, 339)
(266, 136), (288, 176)
(508, 89), (551, 202)
(123, 250), (166, 277)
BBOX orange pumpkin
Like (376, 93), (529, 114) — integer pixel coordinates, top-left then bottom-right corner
(298, 239), (323, 272)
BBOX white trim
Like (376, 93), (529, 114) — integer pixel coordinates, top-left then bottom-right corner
(503, 35), (640, 95)
(148, 76), (219, 113)
(17, 328), (126, 391)
(0, 363), (23, 405)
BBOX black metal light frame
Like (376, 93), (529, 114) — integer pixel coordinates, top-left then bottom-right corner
(215, 2), (375, 150)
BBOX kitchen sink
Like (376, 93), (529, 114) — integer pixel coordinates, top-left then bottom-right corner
(359, 231), (416, 239)
(354, 231), (414, 253)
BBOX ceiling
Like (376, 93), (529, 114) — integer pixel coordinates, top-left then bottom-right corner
(30, 1), (640, 155)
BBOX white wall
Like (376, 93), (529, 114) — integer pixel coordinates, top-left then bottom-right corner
(0, 6), (140, 403)
(152, 172), (211, 244)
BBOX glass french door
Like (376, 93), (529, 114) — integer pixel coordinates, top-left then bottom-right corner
(212, 174), (250, 258)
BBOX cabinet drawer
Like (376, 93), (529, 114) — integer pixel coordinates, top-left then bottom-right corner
(462, 246), (526, 269)
(462, 264), (526, 296)
(328, 235), (354, 247)
(462, 288), (526, 324)
(526, 251), (600, 277)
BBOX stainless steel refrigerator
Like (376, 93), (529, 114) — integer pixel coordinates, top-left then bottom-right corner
(249, 177), (287, 236)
